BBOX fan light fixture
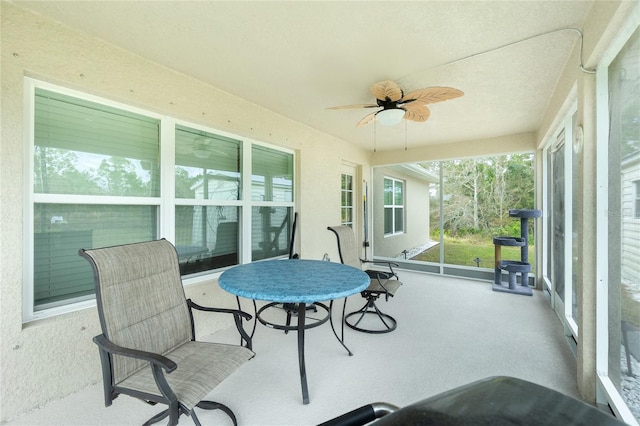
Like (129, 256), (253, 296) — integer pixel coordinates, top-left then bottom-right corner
(377, 109), (405, 126)
(328, 80), (463, 128)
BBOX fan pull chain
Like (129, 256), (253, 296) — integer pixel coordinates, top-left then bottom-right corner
(404, 119), (408, 151)
(373, 120), (377, 152)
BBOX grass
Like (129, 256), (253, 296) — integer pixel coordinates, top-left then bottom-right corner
(411, 234), (535, 270)
(413, 235), (640, 328)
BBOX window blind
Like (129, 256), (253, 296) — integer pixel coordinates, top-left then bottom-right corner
(33, 88), (160, 308)
(34, 88), (160, 196)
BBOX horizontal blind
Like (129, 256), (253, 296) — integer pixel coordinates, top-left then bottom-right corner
(33, 88), (161, 308)
(34, 204), (158, 308)
(175, 205), (240, 275)
(251, 145), (293, 202)
(34, 88), (160, 196)
(175, 125), (241, 200)
(252, 206), (292, 261)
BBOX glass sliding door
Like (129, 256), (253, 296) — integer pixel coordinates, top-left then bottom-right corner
(550, 131), (566, 308)
(542, 103), (577, 338)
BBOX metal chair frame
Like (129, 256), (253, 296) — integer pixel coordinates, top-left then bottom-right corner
(328, 226), (402, 334)
(80, 239), (254, 426)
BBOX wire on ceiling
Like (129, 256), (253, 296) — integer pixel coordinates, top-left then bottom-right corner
(416, 27), (597, 76)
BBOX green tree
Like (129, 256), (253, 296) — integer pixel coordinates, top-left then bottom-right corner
(96, 157), (150, 196)
(34, 147), (101, 194)
(175, 167), (198, 198)
(426, 153), (534, 237)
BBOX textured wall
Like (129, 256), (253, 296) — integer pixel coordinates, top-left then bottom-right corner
(0, 3), (369, 421)
(372, 167), (431, 258)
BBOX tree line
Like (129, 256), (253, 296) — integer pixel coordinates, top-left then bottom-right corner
(423, 154), (535, 237)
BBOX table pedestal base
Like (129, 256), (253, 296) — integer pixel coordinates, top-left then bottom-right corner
(253, 299), (353, 404)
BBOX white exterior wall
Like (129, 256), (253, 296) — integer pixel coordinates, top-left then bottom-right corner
(372, 167), (431, 258)
(0, 3), (370, 421)
(622, 155), (640, 288)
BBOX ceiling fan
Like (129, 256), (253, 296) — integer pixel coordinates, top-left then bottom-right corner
(328, 80), (464, 127)
(175, 137), (231, 159)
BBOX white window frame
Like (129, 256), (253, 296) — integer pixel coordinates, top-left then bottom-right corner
(23, 78), (295, 322)
(634, 180), (640, 219)
(383, 176), (405, 236)
(341, 172), (355, 227)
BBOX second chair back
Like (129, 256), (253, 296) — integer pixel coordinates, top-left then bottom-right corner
(327, 225), (362, 269)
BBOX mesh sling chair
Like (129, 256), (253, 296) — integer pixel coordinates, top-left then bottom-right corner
(327, 226), (402, 334)
(79, 239), (255, 426)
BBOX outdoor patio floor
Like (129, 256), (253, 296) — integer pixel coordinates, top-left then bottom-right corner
(7, 271), (580, 426)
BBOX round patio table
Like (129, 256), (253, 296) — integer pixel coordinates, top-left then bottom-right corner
(219, 259), (369, 404)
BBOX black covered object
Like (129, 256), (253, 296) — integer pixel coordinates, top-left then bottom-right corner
(375, 376), (622, 426)
(320, 376), (625, 426)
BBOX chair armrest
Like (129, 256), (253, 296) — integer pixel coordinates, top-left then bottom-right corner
(363, 260), (399, 282)
(186, 299), (254, 350)
(92, 334), (177, 372)
(362, 259), (400, 268)
(187, 299), (252, 321)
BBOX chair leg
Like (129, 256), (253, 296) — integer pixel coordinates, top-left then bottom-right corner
(196, 400), (238, 426)
(345, 298), (397, 334)
(168, 401), (180, 426)
(142, 408), (170, 426)
(190, 410), (202, 426)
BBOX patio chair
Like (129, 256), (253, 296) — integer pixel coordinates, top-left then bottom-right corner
(327, 226), (402, 334)
(79, 239), (255, 426)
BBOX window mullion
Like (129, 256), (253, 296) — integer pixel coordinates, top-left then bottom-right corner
(161, 119), (175, 242)
(242, 140), (252, 264)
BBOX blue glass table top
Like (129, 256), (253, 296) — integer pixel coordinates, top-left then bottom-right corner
(219, 259), (369, 304)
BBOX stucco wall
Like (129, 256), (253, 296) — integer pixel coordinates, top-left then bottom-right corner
(0, 3), (370, 421)
(372, 167), (431, 258)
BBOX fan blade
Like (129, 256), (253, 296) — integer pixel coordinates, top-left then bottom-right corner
(327, 104), (379, 110)
(356, 112), (377, 127)
(370, 80), (403, 102)
(400, 87), (464, 105)
(403, 104), (431, 122)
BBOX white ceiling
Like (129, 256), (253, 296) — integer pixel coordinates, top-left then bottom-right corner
(15, 1), (594, 151)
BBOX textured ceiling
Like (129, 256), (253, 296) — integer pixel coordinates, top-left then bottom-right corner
(15, 1), (594, 151)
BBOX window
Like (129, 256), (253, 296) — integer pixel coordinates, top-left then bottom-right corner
(32, 87), (161, 311)
(174, 125), (242, 275)
(251, 144), (294, 261)
(596, 21), (639, 424)
(341, 173), (354, 227)
(383, 177), (404, 235)
(25, 78), (294, 321)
